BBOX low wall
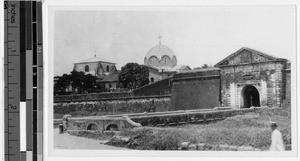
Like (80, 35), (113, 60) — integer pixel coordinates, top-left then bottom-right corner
(54, 92), (132, 103)
(54, 95), (171, 117)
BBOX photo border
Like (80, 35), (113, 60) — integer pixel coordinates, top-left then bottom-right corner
(42, 0), (300, 160)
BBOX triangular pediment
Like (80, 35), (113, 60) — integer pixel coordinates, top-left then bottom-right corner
(215, 47), (284, 67)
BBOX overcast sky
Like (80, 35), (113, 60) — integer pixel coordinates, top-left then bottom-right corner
(54, 6), (295, 76)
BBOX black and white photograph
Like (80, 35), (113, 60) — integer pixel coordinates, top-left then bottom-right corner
(48, 2), (297, 158)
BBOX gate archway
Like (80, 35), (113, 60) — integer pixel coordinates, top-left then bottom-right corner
(240, 85), (260, 108)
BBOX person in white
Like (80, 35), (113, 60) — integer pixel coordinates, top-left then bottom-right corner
(269, 122), (285, 151)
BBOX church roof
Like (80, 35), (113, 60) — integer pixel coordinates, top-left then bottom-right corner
(145, 43), (176, 60)
(74, 55), (115, 64)
(215, 47), (286, 67)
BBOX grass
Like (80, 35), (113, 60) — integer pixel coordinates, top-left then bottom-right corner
(106, 107), (291, 150)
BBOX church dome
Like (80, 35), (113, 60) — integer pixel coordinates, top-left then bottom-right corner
(145, 43), (176, 60)
(144, 43), (177, 68)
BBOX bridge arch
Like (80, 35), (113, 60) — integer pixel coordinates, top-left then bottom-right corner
(86, 122), (99, 131)
(106, 124), (119, 131)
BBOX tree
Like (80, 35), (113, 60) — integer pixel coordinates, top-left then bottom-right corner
(69, 71), (85, 94)
(54, 71), (101, 95)
(118, 63), (149, 90)
(54, 74), (71, 95)
(202, 64), (209, 68)
(82, 74), (98, 93)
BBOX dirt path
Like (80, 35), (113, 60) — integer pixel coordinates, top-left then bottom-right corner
(54, 128), (129, 150)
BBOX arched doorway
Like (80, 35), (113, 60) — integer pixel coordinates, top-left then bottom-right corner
(241, 85), (260, 108)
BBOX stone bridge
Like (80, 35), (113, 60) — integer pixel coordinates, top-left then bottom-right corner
(62, 107), (257, 132)
(63, 115), (142, 132)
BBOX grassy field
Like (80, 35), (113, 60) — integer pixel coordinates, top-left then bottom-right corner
(106, 107), (291, 150)
(66, 107), (291, 151)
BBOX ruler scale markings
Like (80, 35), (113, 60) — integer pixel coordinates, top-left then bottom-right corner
(4, 2), (9, 160)
(37, 2), (43, 160)
(5, 1), (21, 161)
(5, 1), (43, 161)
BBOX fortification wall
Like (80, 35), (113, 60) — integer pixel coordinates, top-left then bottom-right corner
(133, 78), (172, 96)
(54, 95), (171, 117)
(171, 68), (221, 110)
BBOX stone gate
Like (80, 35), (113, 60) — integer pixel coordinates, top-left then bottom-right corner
(215, 47), (289, 108)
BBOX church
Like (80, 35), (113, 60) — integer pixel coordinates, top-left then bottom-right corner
(73, 55), (119, 89)
(144, 37), (191, 83)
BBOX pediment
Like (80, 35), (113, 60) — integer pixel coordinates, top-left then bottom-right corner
(215, 47), (283, 67)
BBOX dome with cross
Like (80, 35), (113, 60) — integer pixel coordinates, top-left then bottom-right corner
(144, 36), (177, 68)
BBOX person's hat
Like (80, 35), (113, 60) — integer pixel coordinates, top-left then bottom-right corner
(270, 122), (277, 126)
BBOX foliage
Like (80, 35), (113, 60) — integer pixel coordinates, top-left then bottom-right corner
(53, 97), (171, 118)
(118, 63), (150, 90)
(202, 64), (209, 68)
(54, 71), (107, 95)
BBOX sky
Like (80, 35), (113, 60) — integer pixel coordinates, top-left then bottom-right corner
(54, 6), (296, 76)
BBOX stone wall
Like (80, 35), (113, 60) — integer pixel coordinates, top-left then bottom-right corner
(54, 92), (132, 103)
(219, 61), (287, 108)
(282, 65), (291, 108)
(133, 78), (172, 96)
(171, 68), (221, 110)
(54, 95), (171, 116)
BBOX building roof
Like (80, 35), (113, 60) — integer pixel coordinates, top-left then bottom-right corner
(98, 73), (119, 83)
(147, 65), (191, 73)
(171, 65), (191, 72)
(182, 67), (220, 73)
(215, 47), (287, 67)
(74, 55), (115, 64)
(145, 43), (176, 60)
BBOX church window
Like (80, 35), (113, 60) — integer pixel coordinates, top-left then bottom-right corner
(85, 65), (89, 72)
(106, 65), (109, 72)
(150, 77), (154, 83)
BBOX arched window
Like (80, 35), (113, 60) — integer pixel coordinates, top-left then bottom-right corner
(106, 65), (109, 72)
(85, 65), (89, 72)
(150, 77), (154, 83)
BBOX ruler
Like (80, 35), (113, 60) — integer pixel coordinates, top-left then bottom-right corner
(4, 1), (43, 161)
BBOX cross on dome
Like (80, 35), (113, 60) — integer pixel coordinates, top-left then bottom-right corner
(158, 34), (162, 45)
